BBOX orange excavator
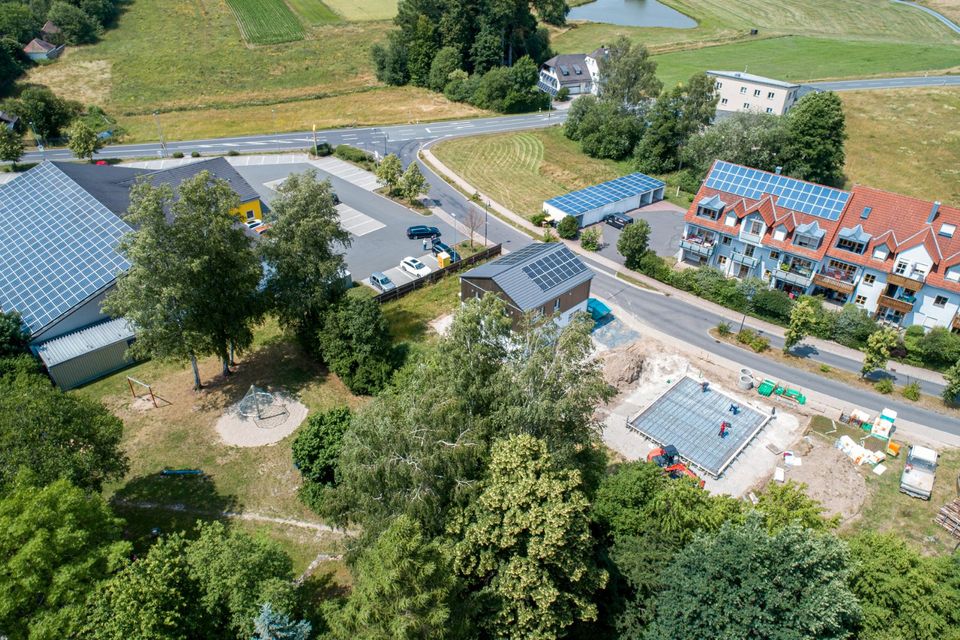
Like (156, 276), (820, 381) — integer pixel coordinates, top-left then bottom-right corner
(647, 445), (705, 488)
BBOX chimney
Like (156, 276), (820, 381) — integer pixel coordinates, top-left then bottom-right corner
(775, 166), (782, 175)
(928, 201), (941, 224)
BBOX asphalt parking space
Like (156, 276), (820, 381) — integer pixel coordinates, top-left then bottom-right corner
(311, 157), (381, 191)
(593, 205), (685, 264)
(377, 253), (440, 288)
(336, 204), (385, 237)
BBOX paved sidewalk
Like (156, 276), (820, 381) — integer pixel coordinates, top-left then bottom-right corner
(420, 145), (947, 387)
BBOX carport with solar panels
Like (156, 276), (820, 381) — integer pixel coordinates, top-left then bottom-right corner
(542, 172), (666, 227)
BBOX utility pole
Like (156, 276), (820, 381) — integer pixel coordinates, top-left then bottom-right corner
(28, 121), (44, 160)
(153, 111), (166, 158)
(484, 207), (488, 246)
(273, 108), (278, 153)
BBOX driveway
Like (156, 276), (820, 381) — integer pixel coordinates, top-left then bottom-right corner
(591, 200), (686, 264)
(232, 164), (461, 282)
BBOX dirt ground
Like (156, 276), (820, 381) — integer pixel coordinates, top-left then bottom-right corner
(776, 434), (868, 523)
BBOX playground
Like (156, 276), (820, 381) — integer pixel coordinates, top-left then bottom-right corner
(627, 376), (772, 479)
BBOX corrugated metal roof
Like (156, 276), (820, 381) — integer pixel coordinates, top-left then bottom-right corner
(461, 243), (593, 311)
(34, 318), (134, 368)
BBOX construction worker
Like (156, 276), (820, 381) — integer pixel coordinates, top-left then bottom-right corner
(719, 421), (730, 438)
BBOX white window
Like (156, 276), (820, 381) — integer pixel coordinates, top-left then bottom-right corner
(948, 270), (960, 282)
(721, 98), (728, 105)
(724, 214), (736, 227)
(740, 86), (747, 94)
(855, 295), (867, 305)
(894, 261), (909, 275)
(743, 102), (751, 109)
(765, 107), (773, 113)
(553, 298), (561, 312)
(767, 91), (775, 99)
(747, 219), (763, 235)
(863, 274), (876, 285)
(940, 223), (955, 238)
(773, 229), (786, 241)
(873, 246), (889, 260)
(935, 295), (948, 307)
(753, 89), (761, 97)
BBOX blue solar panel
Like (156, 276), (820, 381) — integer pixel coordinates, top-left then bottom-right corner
(704, 161), (850, 221)
(0, 163), (132, 334)
(545, 173), (666, 215)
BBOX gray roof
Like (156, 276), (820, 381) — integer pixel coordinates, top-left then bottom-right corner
(139, 157), (261, 204)
(838, 223), (872, 244)
(707, 70), (799, 89)
(699, 193), (726, 210)
(461, 243), (593, 312)
(51, 161), (150, 214)
(0, 162), (132, 335)
(34, 317), (134, 368)
(795, 220), (825, 238)
(541, 54), (591, 86)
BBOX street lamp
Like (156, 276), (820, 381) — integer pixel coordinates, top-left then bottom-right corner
(153, 111), (167, 158)
(739, 285), (756, 333)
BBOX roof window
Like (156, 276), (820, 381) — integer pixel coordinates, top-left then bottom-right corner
(940, 223), (955, 238)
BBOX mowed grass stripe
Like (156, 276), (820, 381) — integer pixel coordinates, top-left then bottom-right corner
(322, 0), (397, 21)
(226, 0), (304, 44)
(653, 36), (960, 86)
(286, 0), (341, 25)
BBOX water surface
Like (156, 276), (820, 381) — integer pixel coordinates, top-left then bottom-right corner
(568, 0), (697, 29)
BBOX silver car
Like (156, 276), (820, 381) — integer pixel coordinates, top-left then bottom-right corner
(369, 271), (396, 292)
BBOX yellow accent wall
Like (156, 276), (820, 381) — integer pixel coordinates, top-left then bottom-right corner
(231, 198), (263, 222)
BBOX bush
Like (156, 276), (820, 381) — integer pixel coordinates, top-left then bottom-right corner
(334, 144), (375, 170)
(819, 364), (831, 373)
(902, 381), (921, 401)
(531, 212), (548, 227)
(190, 151), (200, 158)
(557, 215), (579, 239)
(737, 329), (757, 345)
(831, 304), (878, 348)
(751, 288), (794, 322)
(227, 149), (240, 156)
(317, 294), (396, 395)
(875, 378), (894, 394)
(636, 251), (672, 281)
(716, 322), (731, 336)
(312, 142), (332, 157)
(580, 227), (601, 251)
(750, 336), (770, 352)
(917, 327), (960, 369)
(172, 151), (183, 158)
(292, 407), (351, 487)
(542, 228), (558, 242)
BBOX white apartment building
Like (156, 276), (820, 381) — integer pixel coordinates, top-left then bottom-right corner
(707, 70), (800, 116)
(681, 161), (960, 332)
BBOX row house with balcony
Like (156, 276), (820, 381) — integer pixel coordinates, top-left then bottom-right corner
(680, 161), (960, 332)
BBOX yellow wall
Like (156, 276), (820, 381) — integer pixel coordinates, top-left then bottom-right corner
(231, 198), (263, 222)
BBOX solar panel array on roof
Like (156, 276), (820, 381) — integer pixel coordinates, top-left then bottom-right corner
(494, 243), (550, 266)
(705, 160), (850, 221)
(522, 247), (588, 291)
(545, 173), (665, 216)
(0, 163), (131, 334)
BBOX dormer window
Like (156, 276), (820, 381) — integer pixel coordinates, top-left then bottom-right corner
(696, 205), (719, 220)
(792, 220), (824, 250)
(695, 194), (726, 221)
(836, 238), (866, 254)
(794, 234), (820, 249)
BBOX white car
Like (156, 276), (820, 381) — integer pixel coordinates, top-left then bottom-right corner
(400, 256), (431, 278)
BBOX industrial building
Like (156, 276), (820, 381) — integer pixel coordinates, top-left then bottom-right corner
(543, 172), (666, 227)
(0, 159), (263, 389)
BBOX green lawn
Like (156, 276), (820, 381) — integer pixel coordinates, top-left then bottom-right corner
(432, 126), (631, 220)
(652, 35), (960, 86)
(225, 0), (305, 44)
(287, 0), (342, 25)
(323, 0), (397, 21)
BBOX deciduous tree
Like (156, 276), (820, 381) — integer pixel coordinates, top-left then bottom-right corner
(597, 36), (661, 107)
(0, 126), (24, 167)
(0, 475), (131, 640)
(944, 358), (960, 404)
(105, 173), (264, 389)
(258, 169), (350, 338)
(645, 516), (860, 640)
(317, 293), (396, 395)
(47, 1), (97, 44)
(681, 111), (786, 180)
(66, 118), (102, 161)
(375, 153), (403, 195)
(784, 296), (818, 353)
(0, 310), (29, 357)
(449, 434), (607, 640)
(1, 86), (80, 140)
(0, 370), (126, 491)
(782, 90), (847, 186)
(754, 479), (838, 531)
(861, 327), (897, 378)
(428, 46), (462, 92)
(292, 407), (351, 487)
(617, 220), (652, 270)
(0, 3), (37, 44)
(399, 161), (427, 203)
(327, 515), (461, 640)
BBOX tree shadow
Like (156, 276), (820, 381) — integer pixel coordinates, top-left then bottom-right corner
(789, 344), (819, 358)
(112, 472), (239, 551)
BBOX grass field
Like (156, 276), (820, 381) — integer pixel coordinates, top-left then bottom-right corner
(324, 0), (397, 21)
(226, 0), (304, 44)
(921, 0), (960, 24)
(842, 87), (960, 206)
(432, 127), (630, 220)
(652, 36), (960, 86)
(287, 0), (342, 25)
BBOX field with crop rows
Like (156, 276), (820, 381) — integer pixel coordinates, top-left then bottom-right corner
(323, 0), (397, 21)
(226, 0), (305, 44)
(286, 0), (341, 25)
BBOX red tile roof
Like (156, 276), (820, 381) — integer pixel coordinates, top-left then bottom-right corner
(23, 38), (56, 54)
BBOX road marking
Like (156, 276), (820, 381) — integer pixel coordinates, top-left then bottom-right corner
(335, 204), (385, 237)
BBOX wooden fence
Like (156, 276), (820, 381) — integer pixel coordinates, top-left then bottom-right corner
(372, 244), (502, 304)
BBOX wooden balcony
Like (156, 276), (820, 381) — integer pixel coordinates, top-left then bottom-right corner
(887, 272), (925, 290)
(813, 273), (856, 295)
(877, 294), (914, 314)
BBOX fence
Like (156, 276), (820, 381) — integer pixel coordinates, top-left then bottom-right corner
(372, 244), (502, 304)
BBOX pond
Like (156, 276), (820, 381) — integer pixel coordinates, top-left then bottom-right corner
(567, 0), (697, 28)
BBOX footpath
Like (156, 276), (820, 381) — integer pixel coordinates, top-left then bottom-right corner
(419, 144), (947, 388)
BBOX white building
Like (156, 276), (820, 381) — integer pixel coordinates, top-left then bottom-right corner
(537, 47), (609, 97)
(707, 70), (800, 116)
(544, 172), (665, 227)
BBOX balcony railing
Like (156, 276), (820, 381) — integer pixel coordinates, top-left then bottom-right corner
(888, 272), (925, 290)
(739, 229), (764, 244)
(772, 266), (814, 287)
(813, 270), (856, 295)
(877, 294), (915, 314)
(731, 252), (759, 268)
(680, 238), (716, 258)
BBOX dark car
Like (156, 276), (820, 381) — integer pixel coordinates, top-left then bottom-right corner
(604, 213), (634, 230)
(407, 225), (441, 239)
(331, 191), (340, 206)
(368, 271), (396, 293)
(431, 240), (461, 263)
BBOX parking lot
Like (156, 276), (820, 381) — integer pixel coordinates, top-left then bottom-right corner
(233, 163), (462, 282)
(590, 201), (686, 263)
